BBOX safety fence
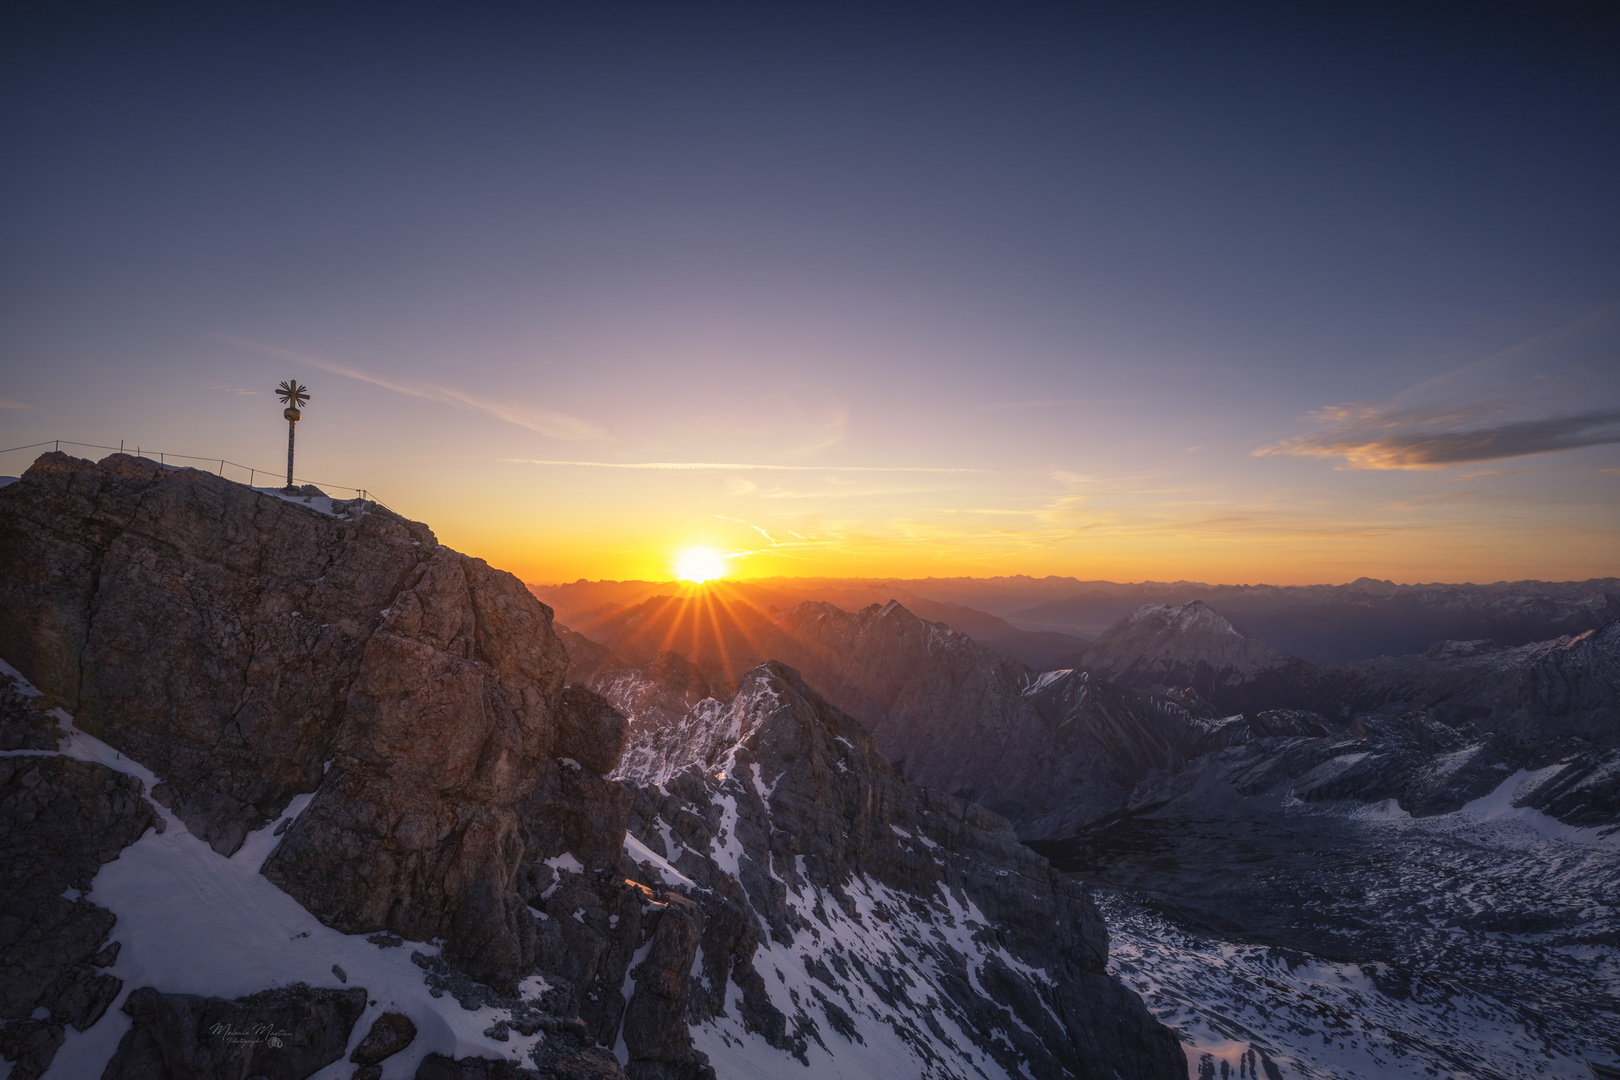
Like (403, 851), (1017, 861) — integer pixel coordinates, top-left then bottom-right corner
(0, 439), (396, 513)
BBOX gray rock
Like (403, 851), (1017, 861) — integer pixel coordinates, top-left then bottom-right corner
(619, 893), (703, 1067)
(1, 747), (157, 1078)
(554, 686), (628, 776)
(262, 543), (570, 983)
(0, 451), (591, 986)
(416, 1050), (626, 1078)
(103, 983), (367, 1080)
(604, 660), (1186, 1079)
(350, 1010), (416, 1065)
(0, 452), (441, 856)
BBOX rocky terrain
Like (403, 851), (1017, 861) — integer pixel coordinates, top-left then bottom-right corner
(567, 588), (1619, 1077)
(1079, 600), (1620, 752)
(563, 598), (1205, 839)
(565, 593), (1620, 840)
(0, 452), (1184, 1080)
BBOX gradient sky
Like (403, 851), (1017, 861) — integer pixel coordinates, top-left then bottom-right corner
(3, 3), (1617, 585)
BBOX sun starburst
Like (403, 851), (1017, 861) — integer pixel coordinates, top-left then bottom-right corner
(673, 547), (728, 583)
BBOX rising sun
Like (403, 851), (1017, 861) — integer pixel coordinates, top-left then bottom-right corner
(673, 547), (729, 583)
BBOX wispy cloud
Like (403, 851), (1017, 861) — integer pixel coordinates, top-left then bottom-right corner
(0, 397), (31, 409)
(504, 459), (986, 473)
(204, 383), (258, 396)
(715, 515), (782, 545)
(1258, 304), (1620, 471)
(779, 406), (850, 457)
(218, 335), (608, 441)
(1256, 404), (1620, 469)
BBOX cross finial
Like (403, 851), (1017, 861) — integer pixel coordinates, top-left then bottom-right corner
(276, 379), (311, 409)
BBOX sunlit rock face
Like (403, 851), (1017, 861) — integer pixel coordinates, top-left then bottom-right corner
(0, 451), (574, 981)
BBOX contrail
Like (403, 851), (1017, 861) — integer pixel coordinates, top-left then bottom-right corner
(217, 335), (608, 441)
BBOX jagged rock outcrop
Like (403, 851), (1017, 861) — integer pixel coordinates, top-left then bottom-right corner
(1078, 601), (1620, 752)
(572, 598), (1201, 838)
(0, 453), (575, 982)
(1321, 622), (1620, 748)
(0, 453), (1183, 1080)
(0, 453), (440, 856)
(259, 539), (572, 982)
(606, 661), (1187, 1079)
(350, 1009), (417, 1066)
(0, 675), (157, 1080)
(102, 983), (367, 1080)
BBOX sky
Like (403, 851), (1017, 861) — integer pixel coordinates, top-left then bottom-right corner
(2, 2), (1617, 585)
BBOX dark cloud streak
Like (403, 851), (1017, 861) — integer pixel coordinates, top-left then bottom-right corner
(1258, 409), (1620, 469)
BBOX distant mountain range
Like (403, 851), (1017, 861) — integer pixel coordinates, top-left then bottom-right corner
(534, 575), (1620, 663)
(550, 589), (1620, 839)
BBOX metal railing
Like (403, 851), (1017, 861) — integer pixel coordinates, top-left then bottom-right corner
(0, 439), (397, 513)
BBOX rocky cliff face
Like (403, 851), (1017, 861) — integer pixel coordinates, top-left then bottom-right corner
(0, 453), (1186, 1080)
(610, 661), (1187, 1080)
(0, 452), (578, 984)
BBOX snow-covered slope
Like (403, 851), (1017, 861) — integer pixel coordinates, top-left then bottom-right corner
(612, 660), (1187, 1080)
(0, 660), (553, 1080)
(1035, 734), (1620, 1079)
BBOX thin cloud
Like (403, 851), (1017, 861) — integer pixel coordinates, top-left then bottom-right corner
(505, 459), (986, 473)
(715, 515), (782, 545)
(0, 397), (31, 409)
(218, 335), (608, 441)
(779, 406), (850, 457)
(1256, 407), (1620, 469)
(204, 383), (258, 396)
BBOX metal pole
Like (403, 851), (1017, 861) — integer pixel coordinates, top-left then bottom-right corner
(286, 419), (296, 491)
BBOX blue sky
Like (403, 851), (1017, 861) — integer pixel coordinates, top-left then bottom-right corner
(3, 3), (1616, 582)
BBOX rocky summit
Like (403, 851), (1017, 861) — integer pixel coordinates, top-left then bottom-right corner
(0, 453), (1186, 1080)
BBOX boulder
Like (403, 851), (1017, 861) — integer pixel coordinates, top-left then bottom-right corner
(102, 984), (367, 1080)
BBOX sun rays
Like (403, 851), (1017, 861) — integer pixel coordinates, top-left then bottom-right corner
(673, 547), (730, 583)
